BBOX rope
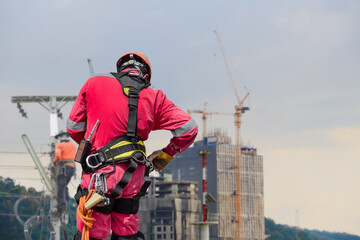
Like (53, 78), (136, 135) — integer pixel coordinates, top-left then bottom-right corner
(77, 189), (95, 240)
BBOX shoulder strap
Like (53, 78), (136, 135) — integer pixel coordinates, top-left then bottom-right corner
(111, 72), (150, 142)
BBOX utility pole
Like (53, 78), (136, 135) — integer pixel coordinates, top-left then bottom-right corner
(12, 95), (76, 240)
(193, 137), (217, 240)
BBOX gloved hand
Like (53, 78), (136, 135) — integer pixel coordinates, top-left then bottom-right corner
(147, 149), (174, 171)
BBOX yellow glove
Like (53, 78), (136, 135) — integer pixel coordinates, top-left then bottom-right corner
(147, 149), (174, 171)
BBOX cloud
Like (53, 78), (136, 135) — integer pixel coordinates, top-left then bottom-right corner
(317, 127), (360, 146)
(263, 125), (360, 234)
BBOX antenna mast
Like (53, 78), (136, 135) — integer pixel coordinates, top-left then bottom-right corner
(87, 59), (95, 77)
(12, 95), (76, 240)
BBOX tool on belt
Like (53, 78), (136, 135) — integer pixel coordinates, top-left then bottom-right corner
(85, 172), (110, 210)
(74, 119), (99, 171)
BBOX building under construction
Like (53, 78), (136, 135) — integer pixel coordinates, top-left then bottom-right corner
(139, 178), (201, 240)
(163, 135), (265, 240)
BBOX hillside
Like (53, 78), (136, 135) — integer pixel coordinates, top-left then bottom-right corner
(265, 218), (360, 240)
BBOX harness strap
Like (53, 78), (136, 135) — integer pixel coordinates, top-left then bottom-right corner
(74, 230), (144, 240)
(127, 88), (139, 139)
(75, 186), (141, 215)
(138, 166), (151, 198)
(137, 231), (145, 240)
(74, 158), (148, 214)
(110, 72), (150, 141)
(103, 143), (145, 161)
(110, 159), (138, 198)
(113, 197), (140, 215)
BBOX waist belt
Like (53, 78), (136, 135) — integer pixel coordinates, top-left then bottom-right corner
(74, 186), (140, 215)
(84, 136), (146, 173)
(59, 159), (75, 165)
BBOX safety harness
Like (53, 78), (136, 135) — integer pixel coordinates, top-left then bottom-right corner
(84, 136), (146, 173)
(75, 70), (152, 220)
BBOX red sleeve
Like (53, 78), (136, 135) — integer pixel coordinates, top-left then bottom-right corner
(67, 82), (88, 144)
(154, 91), (198, 156)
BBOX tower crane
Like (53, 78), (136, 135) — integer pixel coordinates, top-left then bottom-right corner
(188, 102), (233, 139)
(214, 30), (250, 240)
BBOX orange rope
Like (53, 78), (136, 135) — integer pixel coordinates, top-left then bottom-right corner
(77, 189), (95, 240)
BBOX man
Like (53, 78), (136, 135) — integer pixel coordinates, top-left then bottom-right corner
(53, 131), (76, 216)
(67, 52), (198, 240)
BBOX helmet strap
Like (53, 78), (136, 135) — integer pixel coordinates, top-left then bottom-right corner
(143, 74), (149, 81)
(123, 68), (150, 83)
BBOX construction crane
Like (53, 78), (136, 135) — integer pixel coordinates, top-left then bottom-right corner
(188, 102), (233, 139)
(214, 30), (250, 240)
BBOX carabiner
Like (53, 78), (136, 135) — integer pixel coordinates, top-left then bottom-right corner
(88, 172), (108, 194)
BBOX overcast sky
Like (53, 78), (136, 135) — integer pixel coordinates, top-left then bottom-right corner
(0, 0), (359, 236)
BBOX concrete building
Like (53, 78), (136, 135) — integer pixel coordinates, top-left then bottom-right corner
(166, 135), (265, 240)
(139, 178), (201, 240)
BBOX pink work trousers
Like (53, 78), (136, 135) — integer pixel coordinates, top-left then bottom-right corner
(76, 162), (145, 239)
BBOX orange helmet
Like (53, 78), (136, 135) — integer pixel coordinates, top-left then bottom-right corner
(116, 52), (152, 81)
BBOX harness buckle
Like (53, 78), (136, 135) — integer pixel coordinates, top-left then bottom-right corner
(148, 161), (154, 172)
(128, 91), (139, 98)
(86, 153), (104, 169)
(131, 153), (147, 164)
(131, 154), (154, 172)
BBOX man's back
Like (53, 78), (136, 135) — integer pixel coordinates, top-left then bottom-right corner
(67, 52), (198, 240)
(68, 74), (195, 155)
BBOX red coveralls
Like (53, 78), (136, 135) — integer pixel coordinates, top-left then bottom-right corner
(67, 73), (198, 239)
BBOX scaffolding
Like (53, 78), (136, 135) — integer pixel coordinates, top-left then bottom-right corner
(168, 137), (265, 240)
(139, 179), (201, 240)
(214, 144), (264, 239)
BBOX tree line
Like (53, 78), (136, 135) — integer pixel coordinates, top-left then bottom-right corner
(0, 176), (359, 240)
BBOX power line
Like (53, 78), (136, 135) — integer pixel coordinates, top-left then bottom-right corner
(0, 213), (37, 217)
(0, 151), (30, 154)
(0, 164), (41, 167)
(0, 151), (50, 154)
(0, 165), (37, 168)
(0, 194), (44, 198)
(14, 178), (42, 181)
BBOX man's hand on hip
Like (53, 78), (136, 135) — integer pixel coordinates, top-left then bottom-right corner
(147, 149), (174, 171)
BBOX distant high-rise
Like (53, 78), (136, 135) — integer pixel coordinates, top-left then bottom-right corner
(167, 135), (265, 240)
(139, 178), (201, 240)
